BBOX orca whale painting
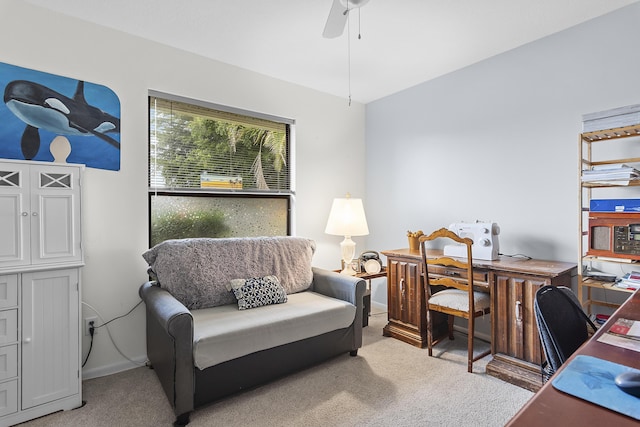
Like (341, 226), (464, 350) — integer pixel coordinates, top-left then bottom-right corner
(0, 62), (121, 171)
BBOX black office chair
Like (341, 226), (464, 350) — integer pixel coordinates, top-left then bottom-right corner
(534, 285), (596, 382)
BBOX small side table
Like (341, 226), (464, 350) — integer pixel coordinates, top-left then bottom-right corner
(335, 268), (387, 327)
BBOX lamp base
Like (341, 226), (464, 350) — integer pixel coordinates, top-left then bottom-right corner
(340, 264), (357, 276)
(339, 236), (357, 275)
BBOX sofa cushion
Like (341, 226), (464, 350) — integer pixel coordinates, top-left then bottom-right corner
(142, 236), (315, 310)
(191, 291), (356, 370)
(227, 275), (287, 310)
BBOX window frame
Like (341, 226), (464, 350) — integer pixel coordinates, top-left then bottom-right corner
(147, 91), (295, 246)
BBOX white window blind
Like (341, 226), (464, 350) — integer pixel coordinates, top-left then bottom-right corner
(149, 96), (291, 193)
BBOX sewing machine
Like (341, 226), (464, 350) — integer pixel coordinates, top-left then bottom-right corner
(443, 221), (500, 260)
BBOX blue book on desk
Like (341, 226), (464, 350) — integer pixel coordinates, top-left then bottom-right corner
(552, 355), (640, 421)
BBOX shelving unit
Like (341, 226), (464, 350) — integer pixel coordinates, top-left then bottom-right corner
(579, 124), (640, 314)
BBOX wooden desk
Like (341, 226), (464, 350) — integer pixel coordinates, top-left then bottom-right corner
(380, 248), (577, 391)
(507, 289), (640, 426)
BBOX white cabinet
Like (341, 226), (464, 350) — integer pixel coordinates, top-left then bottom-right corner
(0, 160), (83, 426)
(0, 161), (82, 271)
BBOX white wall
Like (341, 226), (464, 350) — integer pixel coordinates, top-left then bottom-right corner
(365, 3), (640, 308)
(1, 0), (366, 378)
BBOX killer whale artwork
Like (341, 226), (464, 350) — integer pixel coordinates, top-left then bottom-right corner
(0, 62), (121, 171)
(4, 80), (120, 159)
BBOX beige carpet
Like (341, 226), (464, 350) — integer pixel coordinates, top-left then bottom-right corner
(19, 311), (533, 427)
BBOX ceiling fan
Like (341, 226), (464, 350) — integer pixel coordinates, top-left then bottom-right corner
(322, 0), (370, 38)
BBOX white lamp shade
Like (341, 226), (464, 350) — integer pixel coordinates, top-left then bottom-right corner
(325, 197), (369, 237)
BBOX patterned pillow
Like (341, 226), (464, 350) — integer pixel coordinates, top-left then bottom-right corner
(227, 276), (288, 310)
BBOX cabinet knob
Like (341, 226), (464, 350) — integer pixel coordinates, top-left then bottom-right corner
(32, 212), (38, 216)
(515, 300), (522, 322)
(24, 337), (31, 343)
(22, 211), (28, 216)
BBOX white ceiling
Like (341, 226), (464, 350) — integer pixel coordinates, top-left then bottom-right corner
(24, 0), (638, 104)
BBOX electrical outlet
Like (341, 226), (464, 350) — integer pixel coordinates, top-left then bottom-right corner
(84, 316), (98, 336)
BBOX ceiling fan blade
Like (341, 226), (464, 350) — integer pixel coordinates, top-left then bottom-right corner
(323, 0), (348, 38)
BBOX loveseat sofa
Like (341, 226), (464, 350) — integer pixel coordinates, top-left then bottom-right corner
(139, 236), (365, 425)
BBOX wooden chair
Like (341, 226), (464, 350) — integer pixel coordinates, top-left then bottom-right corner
(419, 227), (491, 373)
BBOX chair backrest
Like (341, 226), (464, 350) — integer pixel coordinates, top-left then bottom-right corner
(534, 285), (596, 376)
(419, 227), (474, 303)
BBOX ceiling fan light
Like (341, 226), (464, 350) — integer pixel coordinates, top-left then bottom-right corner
(340, 0), (370, 9)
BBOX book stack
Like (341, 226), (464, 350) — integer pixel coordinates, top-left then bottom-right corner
(582, 164), (640, 185)
(592, 313), (610, 327)
(615, 271), (640, 290)
(582, 104), (640, 133)
(598, 317), (640, 352)
(608, 318), (640, 341)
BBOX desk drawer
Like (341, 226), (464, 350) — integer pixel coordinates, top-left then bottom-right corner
(427, 265), (489, 284)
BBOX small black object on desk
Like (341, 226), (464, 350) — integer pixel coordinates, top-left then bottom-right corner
(615, 371), (640, 398)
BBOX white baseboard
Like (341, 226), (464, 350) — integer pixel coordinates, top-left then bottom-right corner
(82, 355), (148, 380)
(453, 324), (491, 342)
(371, 301), (386, 312)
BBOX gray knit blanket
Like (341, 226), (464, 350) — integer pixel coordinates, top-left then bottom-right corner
(142, 236), (316, 310)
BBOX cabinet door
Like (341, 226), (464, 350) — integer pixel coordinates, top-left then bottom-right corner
(383, 257), (426, 347)
(492, 273), (547, 365)
(388, 258), (422, 327)
(0, 163), (30, 268)
(30, 165), (81, 265)
(21, 269), (80, 409)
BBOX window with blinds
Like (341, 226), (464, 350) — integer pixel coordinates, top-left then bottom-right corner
(148, 94), (293, 246)
(149, 96), (290, 192)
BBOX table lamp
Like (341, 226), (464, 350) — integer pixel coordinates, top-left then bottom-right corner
(325, 193), (369, 275)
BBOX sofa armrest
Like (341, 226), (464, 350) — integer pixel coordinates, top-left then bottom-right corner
(312, 267), (365, 305)
(312, 267), (365, 349)
(139, 281), (194, 419)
